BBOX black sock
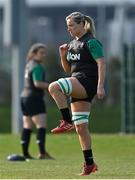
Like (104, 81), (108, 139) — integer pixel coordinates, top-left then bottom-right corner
(60, 108), (72, 123)
(36, 128), (46, 154)
(83, 149), (94, 165)
(20, 128), (32, 156)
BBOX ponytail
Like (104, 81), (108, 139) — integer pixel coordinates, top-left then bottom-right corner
(84, 15), (96, 37)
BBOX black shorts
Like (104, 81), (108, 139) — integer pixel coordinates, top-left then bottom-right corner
(71, 73), (98, 103)
(20, 97), (46, 116)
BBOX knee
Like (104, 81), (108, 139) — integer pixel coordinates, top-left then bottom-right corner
(72, 112), (90, 135)
(23, 121), (32, 129)
(49, 78), (73, 96)
(48, 82), (60, 95)
(23, 117), (32, 128)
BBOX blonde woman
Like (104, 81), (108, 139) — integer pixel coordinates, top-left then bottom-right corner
(20, 43), (54, 160)
(49, 12), (106, 175)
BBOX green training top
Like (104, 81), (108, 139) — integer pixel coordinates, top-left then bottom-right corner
(87, 39), (104, 60)
(21, 60), (45, 98)
(32, 64), (45, 81)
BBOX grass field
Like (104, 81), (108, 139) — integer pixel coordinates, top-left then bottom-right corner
(0, 104), (121, 133)
(0, 133), (135, 179)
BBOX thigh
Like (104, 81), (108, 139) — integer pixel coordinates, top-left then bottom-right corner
(23, 116), (33, 129)
(71, 101), (91, 112)
(32, 114), (46, 128)
(70, 75), (98, 103)
(68, 77), (88, 99)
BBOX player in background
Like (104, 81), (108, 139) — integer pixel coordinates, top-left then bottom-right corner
(49, 12), (106, 175)
(20, 43), (54, 160)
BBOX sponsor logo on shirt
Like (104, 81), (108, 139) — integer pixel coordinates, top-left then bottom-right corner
(67, 52), (80, 61)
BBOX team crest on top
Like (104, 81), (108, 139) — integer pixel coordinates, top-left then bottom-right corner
(68, 41), (84, 51)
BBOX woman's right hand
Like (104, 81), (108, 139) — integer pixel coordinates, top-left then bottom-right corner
(59, 44), (69, 58)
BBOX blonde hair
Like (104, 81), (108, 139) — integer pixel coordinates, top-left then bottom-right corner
(26, 43), (46, 61)
(66, 12), (96, 37)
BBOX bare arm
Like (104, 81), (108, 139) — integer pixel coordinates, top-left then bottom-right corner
(34, 81), (49, 90)
(96, 57), (106, 99)
(59, 44), (71, 73)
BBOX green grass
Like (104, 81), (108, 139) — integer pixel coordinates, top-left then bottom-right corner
(0, 104), (121, 133)
(0, 104), (11, 133)
(90, 104), (121, 133)
(0, 133), (135, 179)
